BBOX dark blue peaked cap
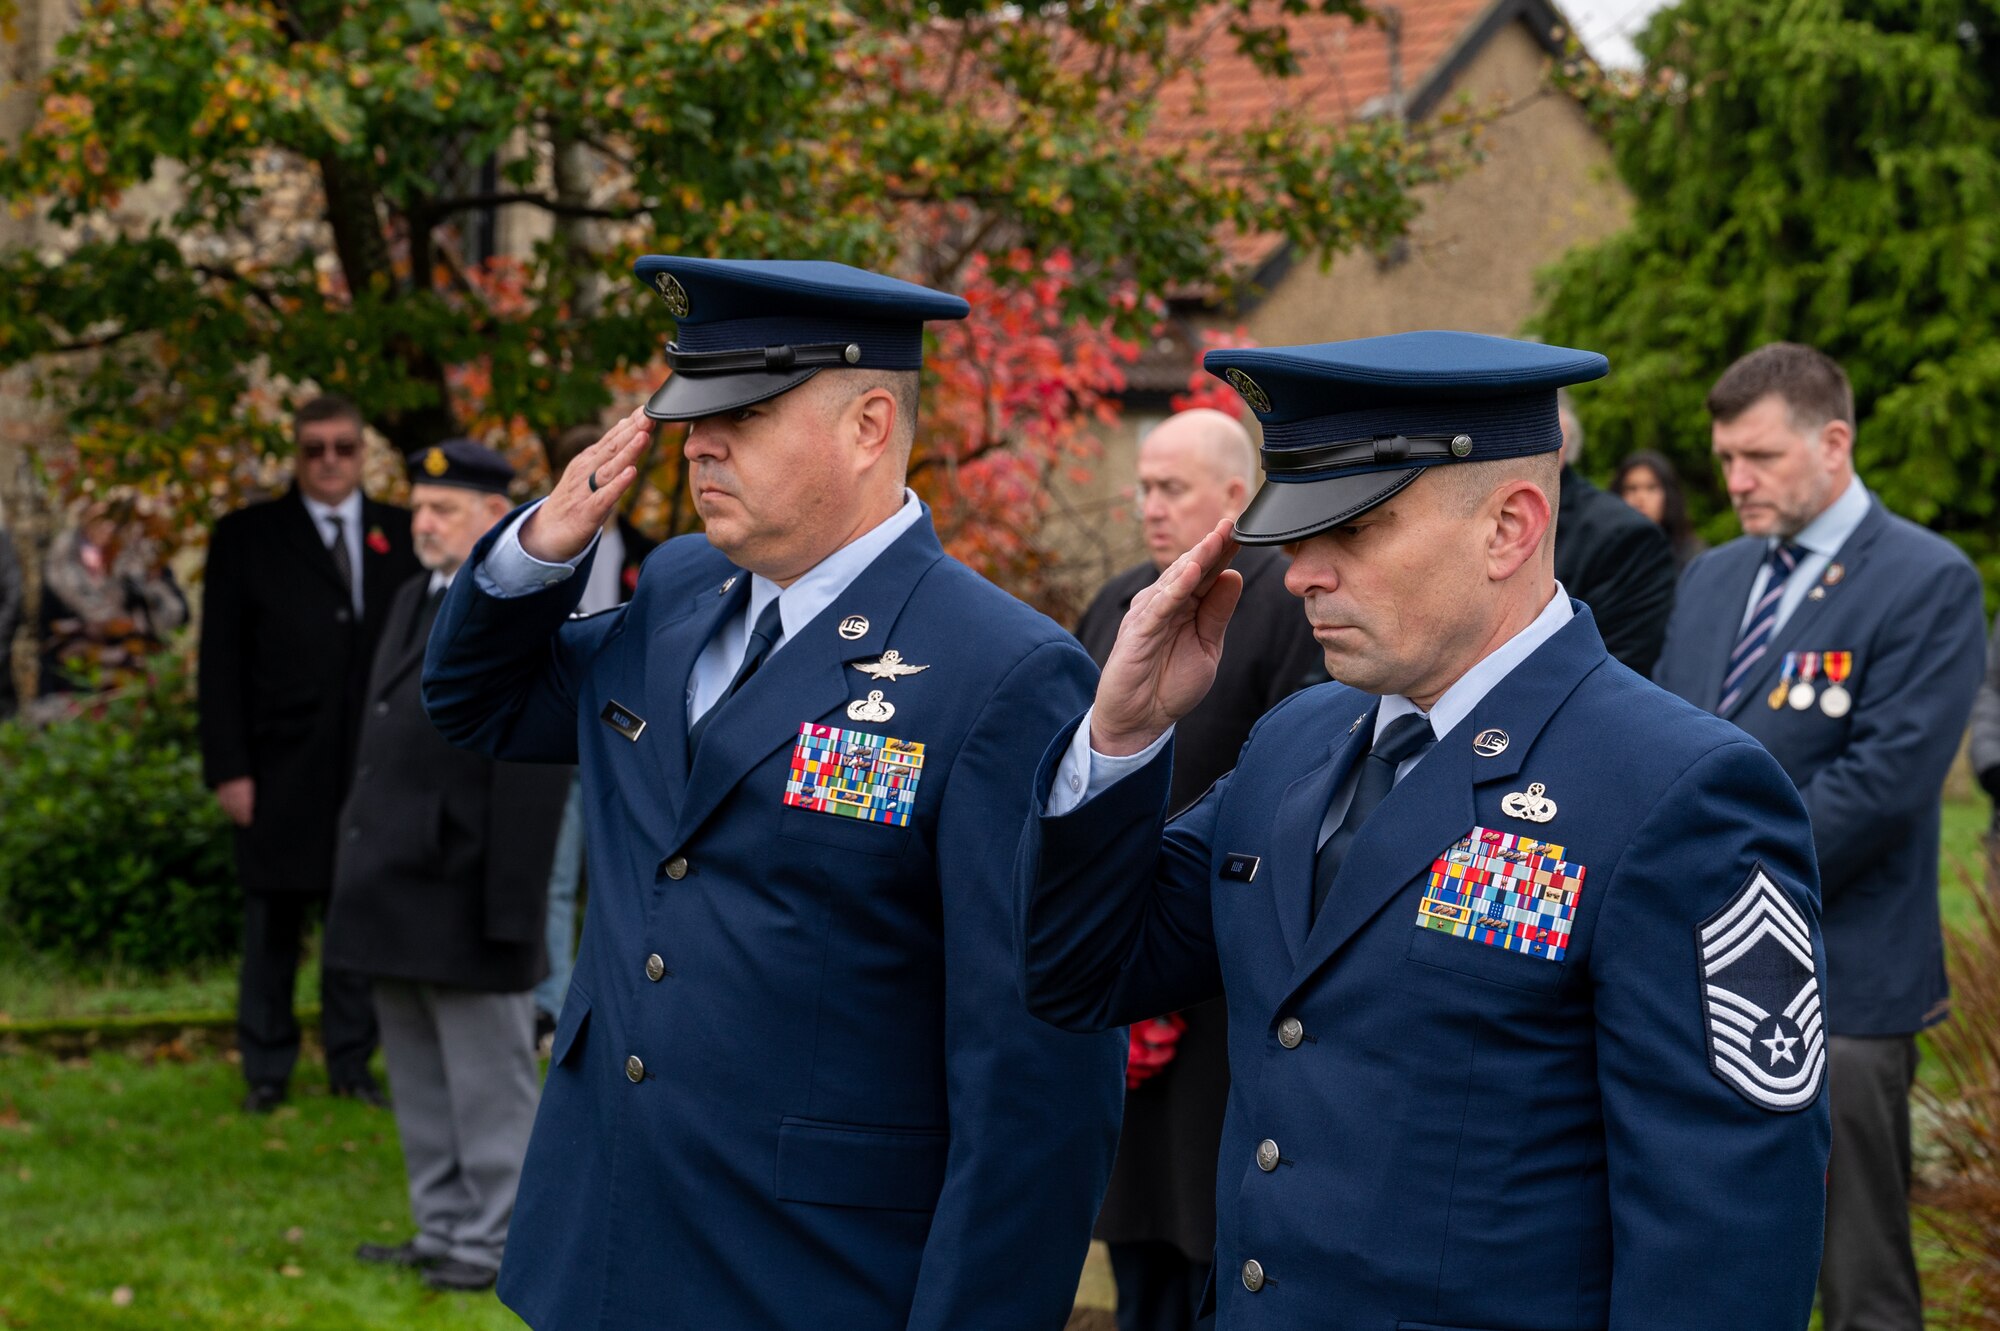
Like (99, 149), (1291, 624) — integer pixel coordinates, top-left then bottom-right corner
(405, 437), (514, 494)
(1205, 330), (1609, 545)
(633, 257), (970, 421)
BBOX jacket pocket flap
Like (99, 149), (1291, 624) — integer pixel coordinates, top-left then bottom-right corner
(775, 1118), (949, 1212)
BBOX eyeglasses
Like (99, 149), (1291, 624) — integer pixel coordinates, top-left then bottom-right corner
(300, 440), (361, 461)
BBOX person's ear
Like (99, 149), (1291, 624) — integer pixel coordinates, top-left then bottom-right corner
(1818, 419), (1854, 470)
(851, 389), (898, 469)
(1486, 480), (1554, 582)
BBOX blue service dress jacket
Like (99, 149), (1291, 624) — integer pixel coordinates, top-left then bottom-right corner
(1654, 497), (1986, 1038)
(423, 510), (1124, 1331)
(1017, 608), (1832, 1331)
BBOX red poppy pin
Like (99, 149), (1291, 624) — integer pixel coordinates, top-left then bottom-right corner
(622, 565), (640, 593)
(366, 526), (390, 555)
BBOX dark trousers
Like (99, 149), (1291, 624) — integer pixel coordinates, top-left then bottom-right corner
(1819, 1034), (1923, 1331)
(237, 892), (378, 1089)
(1110, 1240), (1213, 1331)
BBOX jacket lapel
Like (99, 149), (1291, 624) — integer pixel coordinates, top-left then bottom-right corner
(645, 572), (752, 829)
(1720, 501), (1886, 720)
(281, 487), (351, 601)
(670, 520), (946, 847)
(1268, 705), (1375, 965)
(371, 579), (438, 699)
(360, 499), (404, 624)
(1281, 607), (1608, 1002)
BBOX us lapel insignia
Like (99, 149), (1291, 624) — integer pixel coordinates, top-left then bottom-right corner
(1348, 713), (1366, 735)
(1417, 825), (1584, 961)
(838, 614), (870, 641)
(1472, 728), (1509, 757)
(1698, 866), (1825, 1112)
(785, 724), (926, 827)
(600, 700), (646, 742)
(852, 649), (930, 682)
(846, 690), (895, 723)
(719, 576), (737, 596)
(1500, 782), (1558, 823)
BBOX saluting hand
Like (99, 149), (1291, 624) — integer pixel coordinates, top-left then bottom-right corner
(520, 408), (659, 563)
(1091, 519), (1244, 757)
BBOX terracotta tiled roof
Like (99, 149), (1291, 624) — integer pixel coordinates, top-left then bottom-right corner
(1146, 0), (1533, 277)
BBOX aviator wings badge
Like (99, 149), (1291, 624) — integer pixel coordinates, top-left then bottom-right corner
(852, 649), (931, 683)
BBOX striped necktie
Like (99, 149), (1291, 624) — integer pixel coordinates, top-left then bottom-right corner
(1718, 542), (1803, 713)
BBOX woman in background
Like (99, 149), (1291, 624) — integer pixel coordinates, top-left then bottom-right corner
(1613, 450), (1706, 570)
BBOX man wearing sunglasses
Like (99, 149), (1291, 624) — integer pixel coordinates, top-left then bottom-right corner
(199, 394), (422, 1114)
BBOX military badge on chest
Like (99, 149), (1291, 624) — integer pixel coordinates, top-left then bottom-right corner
(1698, 867), (1826, 1112)
(1768, 651), (1856, 718)
(1416, 826), (1585, 962)
(784, 723), (927, 827)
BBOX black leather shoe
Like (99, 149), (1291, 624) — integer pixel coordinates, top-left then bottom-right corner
(332, 1081), (390, 1110)
(422, 1258), (498, 1291)
(242, 1083), (287, 1114)
(355, 1240), (436, 1269)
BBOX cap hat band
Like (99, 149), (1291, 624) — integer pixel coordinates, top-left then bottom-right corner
(665, 340), (863, 376)
(671, 314), (924, 369)
(1261, 432), (1473, 480)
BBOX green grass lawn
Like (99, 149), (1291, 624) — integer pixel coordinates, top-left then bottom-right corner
(0, 1052), (521, 1330)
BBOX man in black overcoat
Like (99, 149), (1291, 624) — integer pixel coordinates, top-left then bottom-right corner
(325, 439), (571, 1293)
(197, 395), (420, 1112)
(1550, 391), (1677, 674)
(1072, 409), (1324, 1331)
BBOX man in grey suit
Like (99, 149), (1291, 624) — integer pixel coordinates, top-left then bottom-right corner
(324, 439), (572, 1292)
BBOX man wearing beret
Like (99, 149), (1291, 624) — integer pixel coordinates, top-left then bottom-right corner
(325, 439), (573, 1292)
(422, 258), (1123, 1330)
(1017, 331), (1832, 1329)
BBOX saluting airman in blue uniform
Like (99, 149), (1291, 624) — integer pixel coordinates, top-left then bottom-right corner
(423, 258), (1123, 1331)
(1016, 332), (1833, 1330)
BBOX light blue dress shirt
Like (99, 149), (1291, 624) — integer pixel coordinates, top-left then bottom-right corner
(1049, 585), (1575, 851)
(1735, 476), (1871, 638)
(478, 490), (925, 725)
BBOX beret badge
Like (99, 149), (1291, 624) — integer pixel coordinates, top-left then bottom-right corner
(422, 446), (450, 477)
(652, 272), (691, 318)
(1224, 368), (1272, 414)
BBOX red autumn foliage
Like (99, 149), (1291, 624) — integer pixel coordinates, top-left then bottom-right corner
(914, 250), (1145, 607)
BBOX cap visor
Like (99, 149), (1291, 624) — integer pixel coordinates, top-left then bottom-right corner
(1232, 467), (1424, 545)
(642, 367), (823, 422)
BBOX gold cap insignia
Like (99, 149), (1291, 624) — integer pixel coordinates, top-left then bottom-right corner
(653, 272), (691, 318)
(422, 447), (449, 477)
(1224, 368), (1272, 414)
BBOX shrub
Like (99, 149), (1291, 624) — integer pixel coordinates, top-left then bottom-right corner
(0, 647), (238, 972)
(1918, 870), (2000, 1328)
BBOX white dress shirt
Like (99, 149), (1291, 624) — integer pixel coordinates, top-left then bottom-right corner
(1735, 476), (1871, 638)
(578, 521), (627, 616)
(1049, 584), (1576, 852)
(477, 490), (926, 726)
(301, 489), (365, 614)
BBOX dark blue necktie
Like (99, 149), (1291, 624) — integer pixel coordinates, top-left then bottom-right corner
(1311, 713), (1437, 919)
(687, 599), (784, 755)
(1718, 542), (1804, 713)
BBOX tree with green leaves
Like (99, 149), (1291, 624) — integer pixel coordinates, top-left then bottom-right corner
(0, 0), (1466, 566)
(1534, 0), (2000, 585)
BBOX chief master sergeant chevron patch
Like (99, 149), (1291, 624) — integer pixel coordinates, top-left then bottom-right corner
(1698, 866), (1827, 1112)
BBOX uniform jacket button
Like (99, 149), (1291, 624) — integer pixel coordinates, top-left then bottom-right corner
(625, 1055), (645, 1083)
(1277, 1017), (1304, 1049)
(663, 856), (689, 881)
(374, 700), (389, 716)
(1241, 1259), (1265, 1292)
(645, 953), (666, 982)
(1256, 1139), (1280, 1172)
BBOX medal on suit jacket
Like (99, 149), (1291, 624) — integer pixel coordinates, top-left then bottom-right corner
(1819, 651), (1854, 718)
(1788, 651), (1819, 711)
(1767, 654), (1796, 711)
